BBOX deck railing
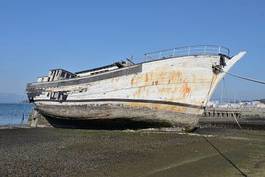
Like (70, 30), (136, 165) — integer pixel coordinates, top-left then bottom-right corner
(144, 45), (230, 62)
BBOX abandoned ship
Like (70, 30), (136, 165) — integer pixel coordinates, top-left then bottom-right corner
(26, 45), (246, 130)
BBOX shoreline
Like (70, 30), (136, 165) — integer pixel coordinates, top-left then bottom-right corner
(0, 124), (30, 129)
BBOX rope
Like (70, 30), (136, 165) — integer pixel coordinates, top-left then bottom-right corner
(223, 70), (265, 85)
(203, 136), (248, 177)
(218, 68), (265, 129)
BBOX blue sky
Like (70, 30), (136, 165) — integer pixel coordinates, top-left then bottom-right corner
(0, 0), (264, 100)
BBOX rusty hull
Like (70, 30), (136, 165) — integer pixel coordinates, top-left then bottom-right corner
(30, 52), (246, 129)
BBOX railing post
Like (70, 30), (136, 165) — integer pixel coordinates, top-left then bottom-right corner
(142, 45), (229, 62)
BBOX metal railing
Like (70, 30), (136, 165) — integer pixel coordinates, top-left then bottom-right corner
(144, 45), (230, 62)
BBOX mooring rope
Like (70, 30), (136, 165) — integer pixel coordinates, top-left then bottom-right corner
(223, 70), (265, 85)
(203, 136), (248, 177)
(201, 67), (264, 177)
(220, 69), (265, 130)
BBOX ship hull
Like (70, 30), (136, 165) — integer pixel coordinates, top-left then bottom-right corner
(27, 51), (246, 130)
(35, 100), (201, 130)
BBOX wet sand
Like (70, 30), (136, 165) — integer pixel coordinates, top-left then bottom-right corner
(1, 128), (265, 177)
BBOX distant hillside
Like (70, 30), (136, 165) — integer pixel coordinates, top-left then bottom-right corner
(0, 93), (26, 103)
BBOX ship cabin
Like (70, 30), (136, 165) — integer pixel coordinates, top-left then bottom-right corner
(37, 76), (49, 82)
(36, 59), (134, 83)
(48, 69), (76, 81)
(75, 59), (134, 77)
(37, 69), (76, 83)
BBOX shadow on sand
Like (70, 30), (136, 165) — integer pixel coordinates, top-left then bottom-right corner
(45, 116), (174, 130)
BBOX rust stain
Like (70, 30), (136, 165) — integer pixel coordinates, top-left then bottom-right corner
(171, 71), (182, 83)
(131, 78), (135, 86)
(181, 81), (191, 97)
(133, 87), (142, 98)
(152, 104), (187, 113)
(130, 69), (187, 99)
(130, 69), (183, 87)
(145, 73), (149, 82)
(126, 102), (187, 113)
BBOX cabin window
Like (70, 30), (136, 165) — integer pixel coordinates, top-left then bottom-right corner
(49, 91), (68, 101)
(58, 91), (68, 102)
(50, 92), (58, 100)
(50, 92), (55, 100)
(54, 92), (59, 98)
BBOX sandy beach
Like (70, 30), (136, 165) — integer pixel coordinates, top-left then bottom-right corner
(0, 127), (265, 177)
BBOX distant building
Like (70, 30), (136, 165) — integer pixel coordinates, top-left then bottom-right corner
(208, 100), (265, 109)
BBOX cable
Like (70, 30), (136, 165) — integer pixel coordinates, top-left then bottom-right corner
(212, 66), (265, 85)
(203, 136), (248, 177)
(223, 70), (265, 85)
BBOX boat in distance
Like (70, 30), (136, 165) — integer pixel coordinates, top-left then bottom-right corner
(26, 45), (246, 131)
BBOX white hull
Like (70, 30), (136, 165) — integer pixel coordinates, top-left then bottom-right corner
(27, 46), (245, 130)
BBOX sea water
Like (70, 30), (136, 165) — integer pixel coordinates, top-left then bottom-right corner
(0, 103), (33, 125)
